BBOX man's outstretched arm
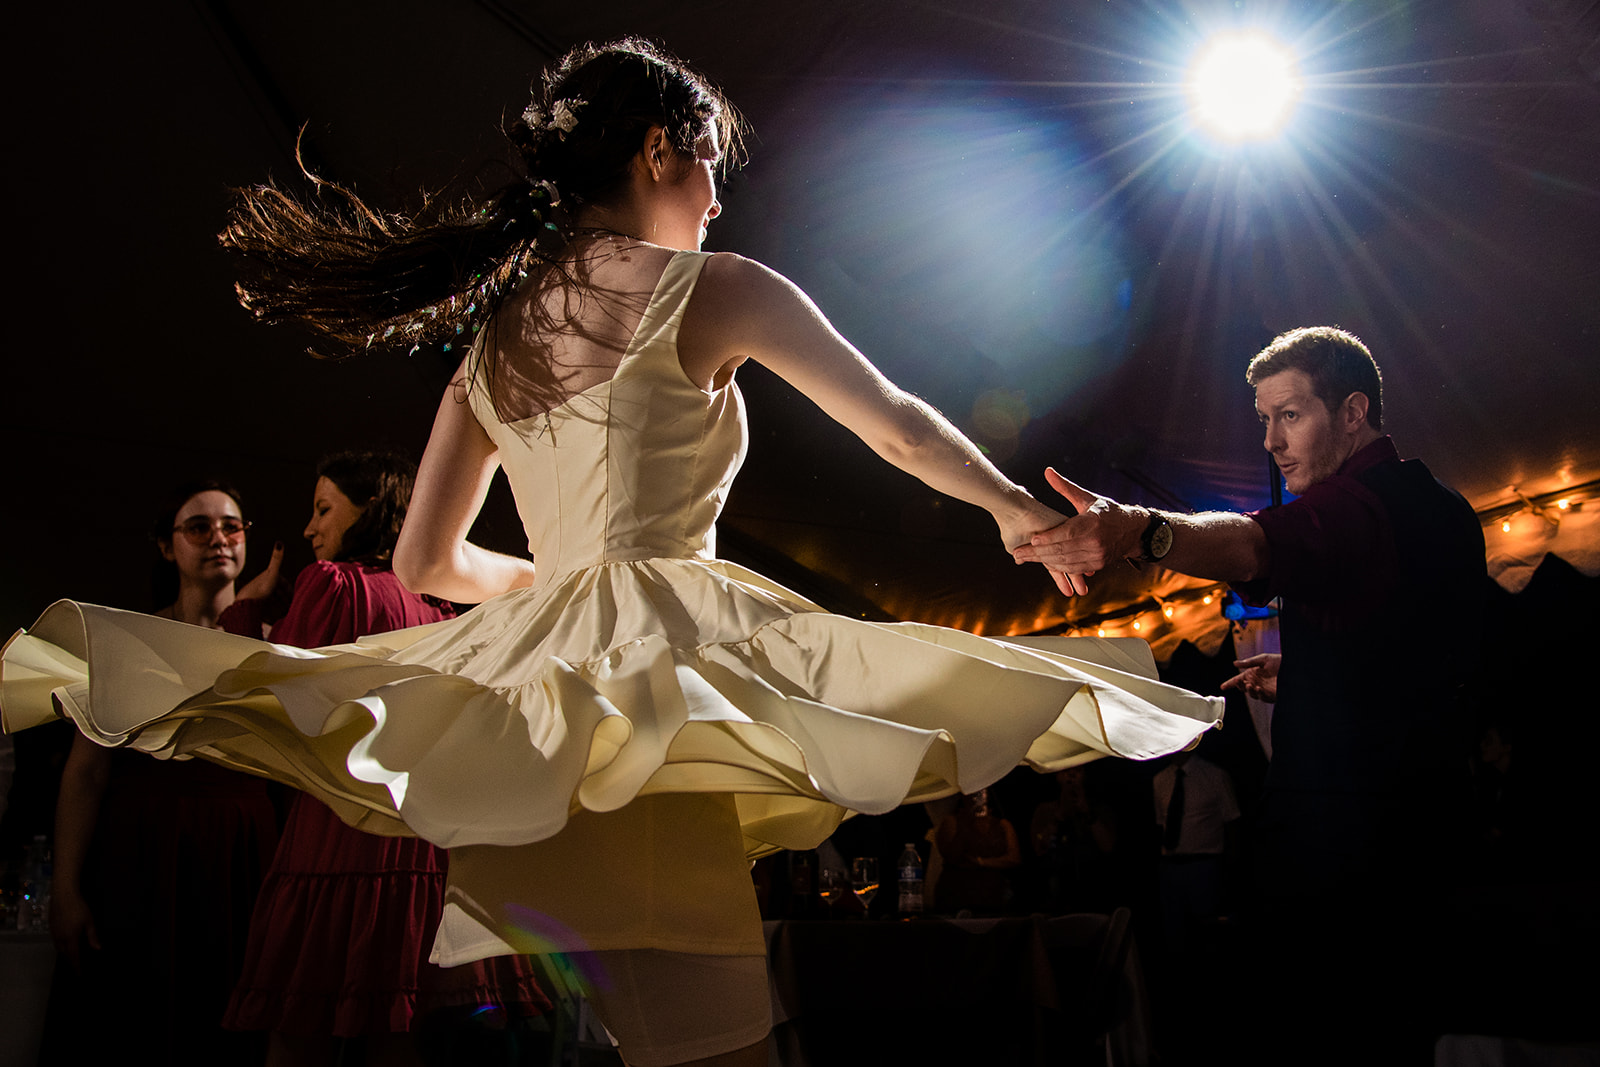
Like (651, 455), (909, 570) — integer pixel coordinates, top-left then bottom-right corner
(1013, 468), (1272, 595)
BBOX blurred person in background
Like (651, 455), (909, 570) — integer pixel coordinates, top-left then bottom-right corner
(47, 480), (282, 1064)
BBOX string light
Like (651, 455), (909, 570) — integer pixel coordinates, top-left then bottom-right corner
(1483, 480), (1594, 535)
(1042, 585), (1232, 641)
(1517, 490), (1562, 529)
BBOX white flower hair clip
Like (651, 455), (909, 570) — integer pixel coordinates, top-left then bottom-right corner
(522, 98), (585, 141)
(550, 99), (583, 137)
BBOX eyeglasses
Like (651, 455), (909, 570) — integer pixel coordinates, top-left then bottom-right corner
(171, 517), (251, 545)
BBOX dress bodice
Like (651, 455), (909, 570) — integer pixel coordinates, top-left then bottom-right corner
(465, 252), (746, 587)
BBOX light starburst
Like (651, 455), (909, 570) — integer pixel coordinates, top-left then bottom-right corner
(1187, 32), (1302, 141)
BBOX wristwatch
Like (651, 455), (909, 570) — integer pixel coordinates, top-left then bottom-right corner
(1138, 512), (1173, 563)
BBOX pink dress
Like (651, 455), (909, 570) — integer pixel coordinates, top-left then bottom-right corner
(221, 561), (550, 1036)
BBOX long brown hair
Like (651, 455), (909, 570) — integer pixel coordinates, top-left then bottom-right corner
(221, 38), (744, 374)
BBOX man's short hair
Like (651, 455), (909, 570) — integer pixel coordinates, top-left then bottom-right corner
(1246, 326), (1384, 430)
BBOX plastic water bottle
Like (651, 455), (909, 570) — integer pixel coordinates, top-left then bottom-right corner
(896, 842), (924, 915)
(17, 835), (51, 933)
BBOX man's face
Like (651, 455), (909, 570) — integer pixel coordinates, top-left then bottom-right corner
(1254, 368), (1349, 495)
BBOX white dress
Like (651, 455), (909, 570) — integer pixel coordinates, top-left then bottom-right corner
(2, 251), (1222, 963)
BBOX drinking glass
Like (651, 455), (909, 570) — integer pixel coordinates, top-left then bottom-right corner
(850, 856), (879, 915)
(818, 867), (846, 913)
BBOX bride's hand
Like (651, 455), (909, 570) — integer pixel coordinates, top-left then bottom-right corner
(998, 492), (1093, 598)
(996, 496), (1068, 554)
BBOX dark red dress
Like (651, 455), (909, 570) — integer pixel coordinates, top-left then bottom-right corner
(222, 561), (550, 1036)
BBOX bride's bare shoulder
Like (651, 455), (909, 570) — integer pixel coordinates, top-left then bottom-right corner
(691, 252), (802, 320)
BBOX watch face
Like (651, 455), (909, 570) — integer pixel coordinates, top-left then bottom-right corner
(1149, 521), (1174, 559)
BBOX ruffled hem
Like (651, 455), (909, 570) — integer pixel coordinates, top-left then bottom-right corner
(2, 568), (1222, 858)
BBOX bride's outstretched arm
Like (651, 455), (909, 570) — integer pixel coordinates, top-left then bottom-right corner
(394, 358), (538, 603)
(679, 253), (1081, 588)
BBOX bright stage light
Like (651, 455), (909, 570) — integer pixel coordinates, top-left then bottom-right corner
(1187, 32), (1301, 141)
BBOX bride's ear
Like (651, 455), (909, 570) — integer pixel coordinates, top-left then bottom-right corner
(639, 126), (670, 182)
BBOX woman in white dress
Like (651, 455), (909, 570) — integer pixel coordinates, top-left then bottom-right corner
(3, 39), (1222, 1067)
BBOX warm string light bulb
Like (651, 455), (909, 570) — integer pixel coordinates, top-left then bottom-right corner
(1502, 487), (1568, 531)
(1065, 585), (1252, 645)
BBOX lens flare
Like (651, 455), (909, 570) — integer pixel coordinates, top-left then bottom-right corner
(497, 905), (613, 999)
(1188, 33), (1301, 141)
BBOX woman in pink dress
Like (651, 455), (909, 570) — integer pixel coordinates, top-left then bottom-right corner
(221, 450), (549, 1066)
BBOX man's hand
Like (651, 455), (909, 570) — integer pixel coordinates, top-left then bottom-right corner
(1013, 469), (1146, 596)
(1221, 653), (1281, 702)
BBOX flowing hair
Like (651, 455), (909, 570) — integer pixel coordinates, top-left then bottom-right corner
(221, 37), (744, 389)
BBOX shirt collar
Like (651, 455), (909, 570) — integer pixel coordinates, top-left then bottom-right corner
(1336, 434), (1398, 479)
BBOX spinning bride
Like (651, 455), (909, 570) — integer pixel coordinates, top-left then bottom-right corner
(3, 38), (1221, 1067)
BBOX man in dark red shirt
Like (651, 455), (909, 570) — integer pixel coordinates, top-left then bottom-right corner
(1017, 326), (1487, 1063)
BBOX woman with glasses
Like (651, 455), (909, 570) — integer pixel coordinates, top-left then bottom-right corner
(220, 451), (549, 1067)
(45, 480), (281, 1063)
(155, 494), (261, 627)
(9, 41), (1223, 1065)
